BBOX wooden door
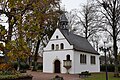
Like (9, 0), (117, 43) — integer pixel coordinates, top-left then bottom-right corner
(54, 60), (60, 73)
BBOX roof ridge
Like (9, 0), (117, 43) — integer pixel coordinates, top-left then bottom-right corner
(60, 29), (86, 39)
(69, 31), (86, 39)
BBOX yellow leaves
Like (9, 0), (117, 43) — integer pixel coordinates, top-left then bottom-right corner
(19, 51), (29, 60)
(24, 25), (29, 31)
(0, 0), (61, 62)
(7, 49), (30, 62)
(0, 25), (7, 36)
(6, 41), (15, 50)
(0, 63), (11, 71)
(1, 30), (6, 35)
(5, 39), (31, 62)
(43, 0), (47, 4)
(0, 43), (4, 51)
(7, 51), (13, 57)
(8, 0), (27, 9)
(8, 0), (15, 8)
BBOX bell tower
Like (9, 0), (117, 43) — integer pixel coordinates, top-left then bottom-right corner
(59, 13), (68, 30)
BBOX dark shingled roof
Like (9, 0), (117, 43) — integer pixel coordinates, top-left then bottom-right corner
(60, 29), (99, 55)
(60, 13), (68, 23)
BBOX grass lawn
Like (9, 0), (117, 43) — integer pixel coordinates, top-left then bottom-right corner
(81, 72), (120, 80)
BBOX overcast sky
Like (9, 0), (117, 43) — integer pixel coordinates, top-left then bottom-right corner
(61, 0), (87, 11)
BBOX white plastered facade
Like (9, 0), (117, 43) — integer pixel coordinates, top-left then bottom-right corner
(43, 28), (100, 74)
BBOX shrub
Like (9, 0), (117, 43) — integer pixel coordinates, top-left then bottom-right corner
(12, 62), (29, 70)
(31, 62), (35, 66)
(100, 64), (120, 72)
(20, 62), (29, 70)
(1, 71), (12, 75)
(37, 64), (43, 70)
(12, 62), (18, 70)
(0, 73), (32, 80)
(0, 70), (19, 75)
(0, 63), (11, 71)
(100, 64), (114, 72)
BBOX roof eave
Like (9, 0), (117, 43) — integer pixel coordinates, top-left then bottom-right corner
(74, 48), (100, 55)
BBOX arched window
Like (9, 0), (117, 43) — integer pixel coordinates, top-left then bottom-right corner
(51, 44), (54, 50)
(56, 35), (58, 39)
(60, 43), (64, 49)
(56, 44), (59, 50)
(66, 54), (70, 60)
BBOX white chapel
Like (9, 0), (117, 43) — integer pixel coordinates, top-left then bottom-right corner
(43, 13), (100, 74)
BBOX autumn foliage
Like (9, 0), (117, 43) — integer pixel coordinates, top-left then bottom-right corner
(0, 63), (12, 71)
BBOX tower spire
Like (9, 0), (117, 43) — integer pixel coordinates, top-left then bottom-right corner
(59, 12), (68, 29)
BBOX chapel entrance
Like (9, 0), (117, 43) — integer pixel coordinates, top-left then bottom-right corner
(54, 60), (60, 73)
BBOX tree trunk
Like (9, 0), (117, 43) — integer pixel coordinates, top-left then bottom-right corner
(7, 17), (13, 42)
(85, 27), (88, 39)
(17, 58), (20, 71)
(85, 13), (88, 39)
(108, 51), (113, 65)
(32, 39), (40, 71)
(113, 31), (119, 77)
(114, 44), (119, 77)
(112, 0), (119, 77)
(4, 17), (13, 63)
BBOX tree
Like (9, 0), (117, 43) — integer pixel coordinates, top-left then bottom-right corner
(65, 10), (78, 31)
(0, 0), (61, 70)
(75, 1), (100, 39)
(25, 0), (61, 70)
(118, 52), (120, 64)
(89, 33), (101, 51)
(96, 0), (120, 77)
(0, 25), (7, 42)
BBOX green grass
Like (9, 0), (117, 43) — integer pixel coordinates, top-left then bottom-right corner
(81, 72), (120, 80)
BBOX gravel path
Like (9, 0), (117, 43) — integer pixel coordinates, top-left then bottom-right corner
(27, 70), (81, 80)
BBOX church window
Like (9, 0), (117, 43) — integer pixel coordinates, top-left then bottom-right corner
(91, 56), (96, 64)
(80, 54), (82, 63)
(51, 44), (54, 50)
(56, 44), (59, 50)
(85, 55), (86, 63)
(80, 54), (86, 64)
(60, 43), (64, 49)
(66, 54), (70, 60)
(56, 35), (58, 39)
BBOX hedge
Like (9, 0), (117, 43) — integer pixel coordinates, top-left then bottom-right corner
(37, 64), (43, 70)
(12, 62), (29, 70)
(0, 74), (32, 80)
(100, 64), (120, 72)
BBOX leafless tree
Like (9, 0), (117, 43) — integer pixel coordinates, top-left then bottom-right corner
(65, 10), (78, 31)
(96, 0), (120, 77)
(75, 1), (100, 39)
(89, 33), (101, 51)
